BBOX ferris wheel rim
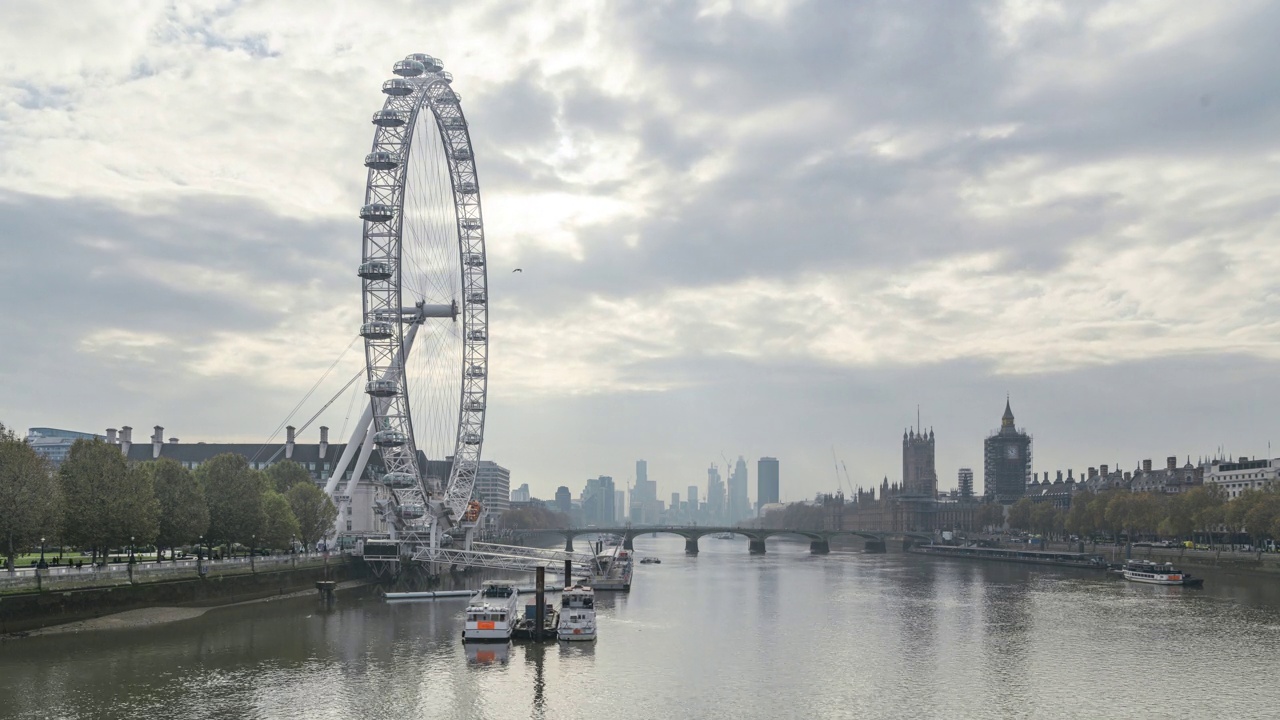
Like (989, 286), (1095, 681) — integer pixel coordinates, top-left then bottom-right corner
(358, 53), (488, 531)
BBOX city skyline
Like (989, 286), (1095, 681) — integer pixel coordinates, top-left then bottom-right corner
(4, 3), (1280, 503)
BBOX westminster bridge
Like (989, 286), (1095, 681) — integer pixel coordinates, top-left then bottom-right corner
(509, 526), (935, 555)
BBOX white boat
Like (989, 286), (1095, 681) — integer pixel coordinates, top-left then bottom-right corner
(557, 584), (597, 641)
(1121, 560), (1204, 586)
(462, 581), (521, 642)
(713, 532), (735, 540)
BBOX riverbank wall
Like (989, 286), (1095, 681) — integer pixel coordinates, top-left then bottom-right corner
(1019, 541), (1280, 577)
(0, 558), (366, 634)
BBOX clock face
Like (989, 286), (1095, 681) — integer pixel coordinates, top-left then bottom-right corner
(1005, 445), (1019, 459)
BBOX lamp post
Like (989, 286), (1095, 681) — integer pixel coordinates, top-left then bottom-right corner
(38, 537), (47, 570)
(250, 534), (256, 572)
(291, 534), (297, 568)
(197, 535), (203, 575)
(129, 536), (135, 565)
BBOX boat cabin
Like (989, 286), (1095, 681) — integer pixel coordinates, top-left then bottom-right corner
(480, 581), (517, 599)
(562, 585), (595, 609)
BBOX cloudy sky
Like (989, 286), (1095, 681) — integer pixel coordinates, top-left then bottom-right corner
(2, 0), (1279, 504)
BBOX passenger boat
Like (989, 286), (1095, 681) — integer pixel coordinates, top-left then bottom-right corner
(639, 556), (661, 564)
(713, 532), (735, 540)
(557, 584), (597, 641)
(911, 544), (1108, 570)
(462, 581), (521, 642)
(1121, 560), (1204, 586)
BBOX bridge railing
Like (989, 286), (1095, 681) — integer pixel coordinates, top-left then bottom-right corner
(0, 554), (334, 593)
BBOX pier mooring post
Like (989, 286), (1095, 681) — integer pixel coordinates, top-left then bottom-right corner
(535, 566), (546, 643)
(316, 580), (337, 604)
(564, 559), (572, 585)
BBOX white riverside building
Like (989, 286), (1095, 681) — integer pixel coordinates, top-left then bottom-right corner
(1203, 457), (1279, 499)
(473, 460), (511, 527)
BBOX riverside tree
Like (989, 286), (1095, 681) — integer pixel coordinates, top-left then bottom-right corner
(60, 439), (159, 563)
(258, 491), (300, 551)
(265, 460), (312, 494)
(287, 481), (337, 552)
(0, 423), (61, 570)
(147, 458), (209, 562)
(197, 453), (266, 557)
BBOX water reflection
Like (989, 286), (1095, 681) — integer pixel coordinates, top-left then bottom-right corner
(466, 641), (511, 666)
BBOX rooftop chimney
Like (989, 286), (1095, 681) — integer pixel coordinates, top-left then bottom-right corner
(169, 438), (179, 444)
(106, 428), (118, 445)
(152, 426), (164, 459)
(120, 426), (133, 456)
(1167, 456), (1177, 471)
(1088, 467), (1097, 478)
(286, 425), (296, 460)
(319, 426), (329, 460)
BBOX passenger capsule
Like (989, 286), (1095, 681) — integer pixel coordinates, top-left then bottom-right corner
(365, 379), (399, 397)
(360, 203), (394, 222)
(468, 329), (487, 342)
(467, 365), (486, 378)
(398, 503), (426, 519)
(360, 321), (395, 339)
(382, 79), (414, 96)
(382, 472), (417, 488)
(393, 59), (425, 77)
(462, 433), (481, 445)
(467, 292), (487, 305)
(452, 147), (473, 162)
(464, 253), (484, 268)
(460, 217), (481, 230)
(457, 181), (477, 195)
(434, 90), (459, 105)
(439, 71), (453, 84)
(466, 399), (486, 411)
(372, 110), (407, 128)
(358, 260), (392, 281)
(364, 151), (400, 170)
(406, 54), (443, 73)
(441, 116), (466, 130)
(373, 430), (408, 447)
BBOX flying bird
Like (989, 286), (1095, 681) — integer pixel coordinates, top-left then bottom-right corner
(512, 268), (523, 273)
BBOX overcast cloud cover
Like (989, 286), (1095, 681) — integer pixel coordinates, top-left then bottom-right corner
(2, 0), (1279, 503)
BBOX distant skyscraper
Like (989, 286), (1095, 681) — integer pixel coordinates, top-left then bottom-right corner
(728, 455), (750, 521)
(984, 398), (1033, 504)
(757, 457), (779, 507)
(957, 468), (974, 499)
(631, 458), (658, 523)
(510, 483), (531, 503)
(671, 491), (680, 514)
(582, 476), (615, 525)
(687, 485), (699, 514)
(706, 464), (726, 519)
(902, 425), (937, 497)
(554, 486), (571, 514)
(615, 489), (626, 522)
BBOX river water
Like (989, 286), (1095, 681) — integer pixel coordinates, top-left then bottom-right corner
(3, 535), (1280, 719)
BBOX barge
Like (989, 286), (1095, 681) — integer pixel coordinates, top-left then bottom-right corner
(911, 544), (1108, 570)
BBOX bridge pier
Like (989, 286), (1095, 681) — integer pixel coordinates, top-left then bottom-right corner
(901, 539), (916, 552)
(565, 537), (574, 553)
(810, 540), (830, 555)
(864, 539), (886, 554)
(623, 535), (634, 551)
(748, 538), (766, 554)
(685, 538), (699, 555)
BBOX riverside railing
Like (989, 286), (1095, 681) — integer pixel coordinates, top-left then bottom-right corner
(0, 554), (337, 593)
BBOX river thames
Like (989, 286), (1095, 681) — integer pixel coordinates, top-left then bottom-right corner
(4, 535), (1280, 719)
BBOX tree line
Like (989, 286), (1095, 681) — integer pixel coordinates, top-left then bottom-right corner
(0, 424), (337, 570)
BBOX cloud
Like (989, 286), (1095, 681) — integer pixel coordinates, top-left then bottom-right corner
(2, 0), (1279, 501)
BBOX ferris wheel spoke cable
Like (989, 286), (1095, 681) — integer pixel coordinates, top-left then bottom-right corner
(252, 335), (359, 462)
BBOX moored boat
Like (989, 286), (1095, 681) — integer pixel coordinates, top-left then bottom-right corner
(911, 543), (1108, 570)
(557, 584), (597, 641)
(1121, 559), (1204, 586)
(462, 580), (521, 642)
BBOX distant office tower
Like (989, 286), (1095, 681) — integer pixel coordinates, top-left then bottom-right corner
(957, 468), (974, 499)
(757, 457), (780, 507)
(671, 492), (680, 515)
(582, 476), (616, 525)
(984, 398), (1032, 504)
(631, 458), (658, 523)
(706, 464), (726, 519)
(637, 459), (647, 486)
(902, 425), (937, 497)
(554, 486), (571, 514)
(473, 461), (511, 521)
(728, 455), (750, 521)
(615, 489), (626, 522)
(510, 483), (531, 503)
(687, 485), (699, 515)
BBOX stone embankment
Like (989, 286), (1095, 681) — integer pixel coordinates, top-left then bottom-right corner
(0, 555), (365, 634)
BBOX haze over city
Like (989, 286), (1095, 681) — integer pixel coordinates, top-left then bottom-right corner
(3, 1), (1279, 504)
